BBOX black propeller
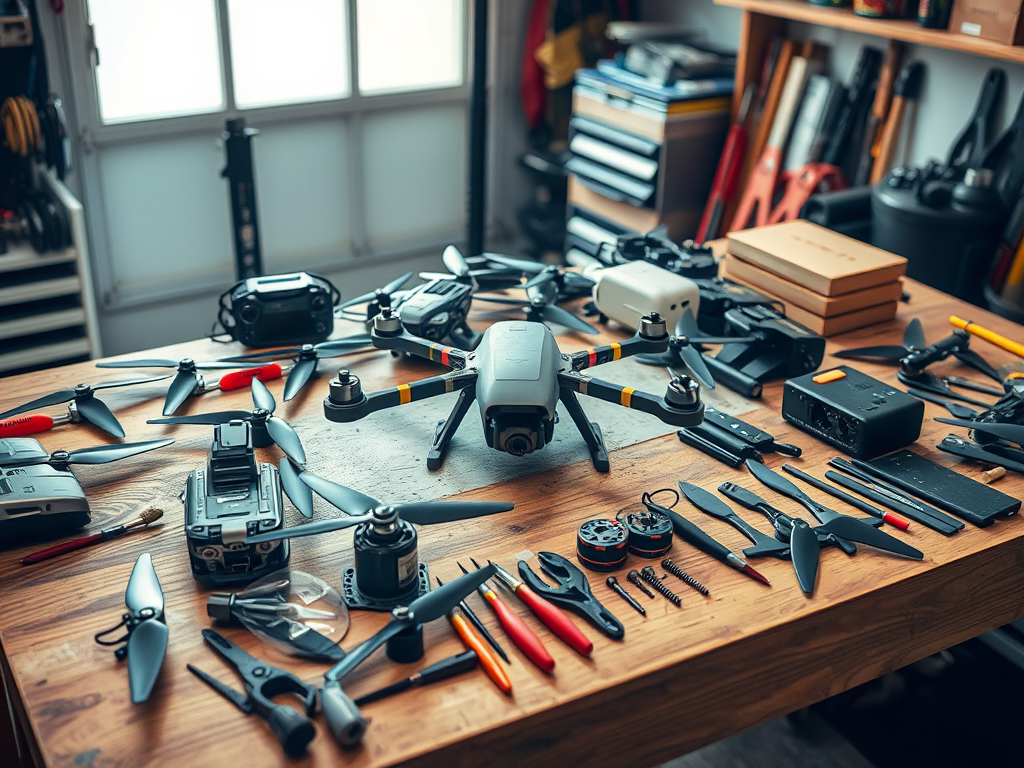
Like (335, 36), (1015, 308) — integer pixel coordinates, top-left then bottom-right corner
(474, 282), (599, 336)
(97, 357), (263, 416)
(935, 417), (1024, 447)
(147, 379), (306, 466)
(834, 318), (1001, 382)
(482, 253), (596, 298)
(418, 246), (525, 290)
(0, 375), (171, 438)
(833, 318), (930, 362)
(94, 553), (168, 704)
(318, 564), (496, 746)
(3, 438), (174, 468)
(217, 334), (373, 401)
(246, 473), (513, 544)
(634, 310), (716, 389)
(335, 272), (416, 312)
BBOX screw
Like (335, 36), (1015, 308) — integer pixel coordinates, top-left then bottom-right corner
(606, 577), (645, 615)
(661, 559), (710, 596)
(627, 570), (655, 599)
(639, 566), (682, 607)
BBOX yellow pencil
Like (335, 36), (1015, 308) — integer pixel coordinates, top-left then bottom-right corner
(950, 316), (1024, 360)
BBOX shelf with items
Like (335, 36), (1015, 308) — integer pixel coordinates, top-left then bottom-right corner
(716, 0), (1024, 65)
(0, 172), (101, 375)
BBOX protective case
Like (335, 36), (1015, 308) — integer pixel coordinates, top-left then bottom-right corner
(866, 450), (1020, 527)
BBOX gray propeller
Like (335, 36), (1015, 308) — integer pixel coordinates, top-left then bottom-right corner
(3, 438), (174, 468)
(318, 564), (497, 746)
(96, 358), (258, 416)
(0, 375), (171, 437)
(245, 473), (513, 544)
(112, 553), (167, 704)
(473, 293), (599, 335)
(279, 459), (314, 518)
(216, 334), (374, 402)
(148, 379), (306, 466)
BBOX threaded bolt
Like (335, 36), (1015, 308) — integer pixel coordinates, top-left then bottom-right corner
(627, 569), (655, 599)
(661, 558), (710, 596)
(639, 566), (681, 607)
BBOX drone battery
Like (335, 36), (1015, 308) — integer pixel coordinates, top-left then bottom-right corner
(782, 366), (924, 459)
(576, 519), (628, 571)
(593, 261), (701, 333)
(616, 506), (673, 558)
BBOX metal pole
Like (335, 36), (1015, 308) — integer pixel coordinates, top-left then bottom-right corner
(467, 0), (488, 257)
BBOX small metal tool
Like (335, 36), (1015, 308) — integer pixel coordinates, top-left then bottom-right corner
(605, 576), (646, 615)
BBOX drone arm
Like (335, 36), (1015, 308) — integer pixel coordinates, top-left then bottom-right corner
(370, 325), (469, 370)
(558, 371), (704, 427)
(324, 371), (478, 423)
(567, 333), (670, 372)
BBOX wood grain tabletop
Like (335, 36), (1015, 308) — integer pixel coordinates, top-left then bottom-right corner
(1, 279), (1023, 768)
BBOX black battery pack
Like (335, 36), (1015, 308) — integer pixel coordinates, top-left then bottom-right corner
(782, 366), (924, 459)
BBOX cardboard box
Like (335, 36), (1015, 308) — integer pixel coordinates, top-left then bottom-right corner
(727, 220), (907, 296)
(722, 254), (904, 317)
(949, 0), (1024, 46)
(722, 262), (899, 335)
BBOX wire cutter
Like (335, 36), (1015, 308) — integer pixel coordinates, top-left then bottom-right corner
(187, 628), (318, 757)
(517, 552), (624, 640)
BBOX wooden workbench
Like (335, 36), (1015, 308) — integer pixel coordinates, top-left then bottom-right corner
(2, 280), (1023, 768)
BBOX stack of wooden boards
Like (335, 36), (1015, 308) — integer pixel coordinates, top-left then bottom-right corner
(722, 220), (906, 337)
(565, 60), (731, 250)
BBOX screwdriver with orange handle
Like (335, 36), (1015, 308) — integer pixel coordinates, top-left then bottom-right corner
(457, 562), (555, 673)
(477, 558), (593, 657)
(436, 577), (512, 695)
(950, 316), (1024, 360)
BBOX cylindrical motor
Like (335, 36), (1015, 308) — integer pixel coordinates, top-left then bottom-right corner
(353, 520), (420, 601)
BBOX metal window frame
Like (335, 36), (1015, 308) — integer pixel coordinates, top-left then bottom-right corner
(61, 0), (471, 310)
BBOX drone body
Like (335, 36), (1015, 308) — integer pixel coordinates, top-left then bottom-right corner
(324, 310), (705, 472)
(0, 437), (173, 538)
(0, 439), (89, 537)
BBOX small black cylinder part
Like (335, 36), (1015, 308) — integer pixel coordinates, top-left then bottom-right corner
(576, 519), (628, 572)
(702, 356), (763, 398)
(386, 622), (425, 664)
(353, 521), (419, 600)
(268, 704), (316, 757)
(617, 506), (673, 558)
(206, 593), (237, 623)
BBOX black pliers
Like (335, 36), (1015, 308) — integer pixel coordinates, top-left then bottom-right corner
(518, 551), (624, 640)
(188, 628), (318, 756)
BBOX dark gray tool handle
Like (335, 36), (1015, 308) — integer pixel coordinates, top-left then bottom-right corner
(267, 704), (316, 757)
(320, 681), (368, 748)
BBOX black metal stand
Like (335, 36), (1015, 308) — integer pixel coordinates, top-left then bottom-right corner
(221, 117), (263, 279)
(427, 387), (477, 469)
(559, 388), (610, 472)
(467, 0), (488, 257)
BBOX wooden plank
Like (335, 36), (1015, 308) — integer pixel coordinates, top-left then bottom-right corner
(1, 281), (1024, 767)
(716, 0), (1024, 65)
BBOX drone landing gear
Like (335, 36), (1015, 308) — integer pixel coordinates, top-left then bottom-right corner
(427, 386), (477, 470)
(446, 322), (481, 351)
(341, 564), (430, 611)
(559, 388), (610, 473)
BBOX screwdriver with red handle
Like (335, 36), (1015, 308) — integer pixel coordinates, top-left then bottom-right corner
(476, 557), (593, 657)
(0, 364), (286, 438)
(212, 363), (291, 392)
(696, 83), (754, 243)
(457, 561), (555, 673)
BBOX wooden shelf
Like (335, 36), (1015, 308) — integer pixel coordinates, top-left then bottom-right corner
(716, 0), (1024, 64)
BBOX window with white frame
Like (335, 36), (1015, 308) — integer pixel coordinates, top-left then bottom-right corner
(66, 0), (468, 308)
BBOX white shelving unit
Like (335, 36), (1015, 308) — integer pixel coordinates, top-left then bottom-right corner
(0, 172), (101, 374)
